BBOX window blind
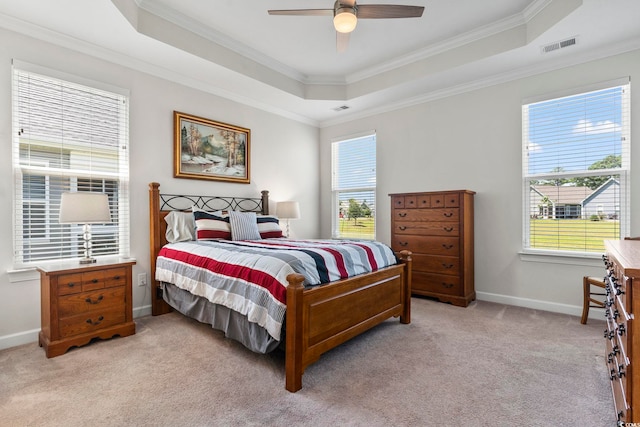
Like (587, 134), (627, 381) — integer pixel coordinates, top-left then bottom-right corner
(12, 65), (130, 267)
(331, 134), (376, 239)
(522, 80), (630, 254)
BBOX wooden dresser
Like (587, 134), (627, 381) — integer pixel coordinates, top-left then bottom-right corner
(38, 259), (136, 357)
(604, 240), (640, 425)
(389, 190), (475, 307)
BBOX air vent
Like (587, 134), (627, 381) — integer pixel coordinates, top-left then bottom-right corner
(541, 36), (577, 54)
(332, 105), (350, 112)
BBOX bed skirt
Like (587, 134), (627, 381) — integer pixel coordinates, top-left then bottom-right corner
(162, 282), (281, 354)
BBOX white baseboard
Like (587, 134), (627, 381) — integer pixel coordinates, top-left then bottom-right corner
(0, 304), (154, 352)
(476, 291), (604, 322)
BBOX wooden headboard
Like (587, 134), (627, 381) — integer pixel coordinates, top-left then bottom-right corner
(148, 182), (269, 315)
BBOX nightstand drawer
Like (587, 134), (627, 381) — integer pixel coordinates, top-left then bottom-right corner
(57, 267), (128, 295)
(58, 308), (126, 338)
(58, 287), (126, 317)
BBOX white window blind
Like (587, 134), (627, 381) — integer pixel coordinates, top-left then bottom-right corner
(331, 134), (376, 240)
(522, 80), (630, 254)
(12, 65), (130, 268)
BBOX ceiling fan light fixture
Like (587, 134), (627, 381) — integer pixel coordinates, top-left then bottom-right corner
(333, 8), (357, 33)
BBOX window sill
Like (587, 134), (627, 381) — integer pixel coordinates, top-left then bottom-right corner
(519, 249), (604, 267)
(7, 268), (39, 283)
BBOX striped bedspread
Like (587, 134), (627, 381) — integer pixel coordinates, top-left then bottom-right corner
(155, 238), (398, 341)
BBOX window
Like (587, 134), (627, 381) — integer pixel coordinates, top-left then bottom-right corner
(522, 79), (630, 254)
(12, 62), (130, 268)
(331, 133), (376, 240)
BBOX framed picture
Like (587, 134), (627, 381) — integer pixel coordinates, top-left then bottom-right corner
(174, 111), (250, 183)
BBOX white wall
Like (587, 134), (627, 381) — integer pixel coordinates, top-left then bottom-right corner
(0, 28), (320, 349)
(320, 49), (640, 314)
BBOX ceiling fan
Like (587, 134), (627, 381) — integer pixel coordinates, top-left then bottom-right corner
(268, 1), (425, 52)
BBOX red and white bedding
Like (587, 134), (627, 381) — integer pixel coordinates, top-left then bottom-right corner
(155, 238), (398, 341)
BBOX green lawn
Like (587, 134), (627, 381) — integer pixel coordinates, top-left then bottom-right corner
(338, 217), (375, 239)
(530, 219), (620, 252)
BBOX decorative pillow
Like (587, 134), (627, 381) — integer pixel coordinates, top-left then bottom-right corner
(165, 211), (196, 243)
(193, 211), (232, 240)
(257, 215), (283, 239)
(192, 206), (224, 216)
(229, 211), (261, 241)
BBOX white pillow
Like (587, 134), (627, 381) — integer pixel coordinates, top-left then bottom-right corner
(164, 211), (196, 243)
(229, 211), (261, 241)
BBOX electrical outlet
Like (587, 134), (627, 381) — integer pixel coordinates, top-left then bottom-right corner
(138, 272), (147, 287)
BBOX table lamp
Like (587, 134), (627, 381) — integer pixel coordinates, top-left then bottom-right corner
(276, 201), (300, 238)
(59, 192), (112, 264)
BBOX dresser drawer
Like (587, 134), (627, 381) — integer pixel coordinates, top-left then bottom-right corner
(413, 272), (461, 296)
(58, 287), (126, 318)
(394, 221), (459, 236)
(58, 307), (126, 338)
(394, 208), (458, 222)
(411, 254), (459, 276)
(430, 193), (459, 208)
(392, 235), (459, 256)
(57, 267), (128, 295)
(392, 195), (430, 209)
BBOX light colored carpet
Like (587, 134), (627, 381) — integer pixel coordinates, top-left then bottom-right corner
(0, 298), (613, 426)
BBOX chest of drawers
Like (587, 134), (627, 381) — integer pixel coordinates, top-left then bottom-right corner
(604, 240), (640, 424)
(38, 259), (136, 357)
(389, 190), (475, 307)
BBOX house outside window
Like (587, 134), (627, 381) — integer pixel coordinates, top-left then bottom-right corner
(522, 79), (630, 254)
(12, 62), (130, 268)
(331, 133), (376, 240)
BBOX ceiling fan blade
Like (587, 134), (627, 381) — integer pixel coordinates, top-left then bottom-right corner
(268, 9), (333, 17)
(336, 31), (350, 53)
(357, 5), (425, 19)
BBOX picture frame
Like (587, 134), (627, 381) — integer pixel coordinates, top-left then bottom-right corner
(174, 111), (250, 183)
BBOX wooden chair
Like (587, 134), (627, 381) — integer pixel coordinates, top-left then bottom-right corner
(581, 276), (606, 324)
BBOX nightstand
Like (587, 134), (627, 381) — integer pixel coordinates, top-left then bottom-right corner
(37, 259), (136, 357)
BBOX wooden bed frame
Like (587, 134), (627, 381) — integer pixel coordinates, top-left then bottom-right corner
(149, 182), (412, 392)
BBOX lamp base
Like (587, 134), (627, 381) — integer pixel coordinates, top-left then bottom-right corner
(79, 258), (97, 264)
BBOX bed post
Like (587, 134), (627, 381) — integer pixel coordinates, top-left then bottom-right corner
(285, 273), (305, 392)
(261, 190), (269, 215)
(398, 250), (412, 324)
(149, 182), (172, 316)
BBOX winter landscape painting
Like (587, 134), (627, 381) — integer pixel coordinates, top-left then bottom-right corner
(174, 111), (250, 183)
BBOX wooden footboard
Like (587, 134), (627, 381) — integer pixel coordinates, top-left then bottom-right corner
(285, 250), (412, 392)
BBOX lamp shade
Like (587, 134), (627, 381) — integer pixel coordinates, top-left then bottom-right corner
(276, 201), (300, 220)
(59, 192), (111, 224)
(333, 10), (357, 33)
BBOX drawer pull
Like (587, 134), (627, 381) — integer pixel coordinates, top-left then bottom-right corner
(443, 212), (453, 218)
(113, 276), (121, 280)
(399, 226), (407, 231)
(86, 316), (104, 326)
(618, 324), (626, 336)
(443, 227), (453, 232)
(442, 264), (454, 269)
(91, 279), (99, 284)
(67, 283), (76, 288)
(398, 212), (407, 217)
(85, 295), (104, 305)
(399, 242), (408, 247)
(442, 244), (454, 250)
(441, 283), (454, 289)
